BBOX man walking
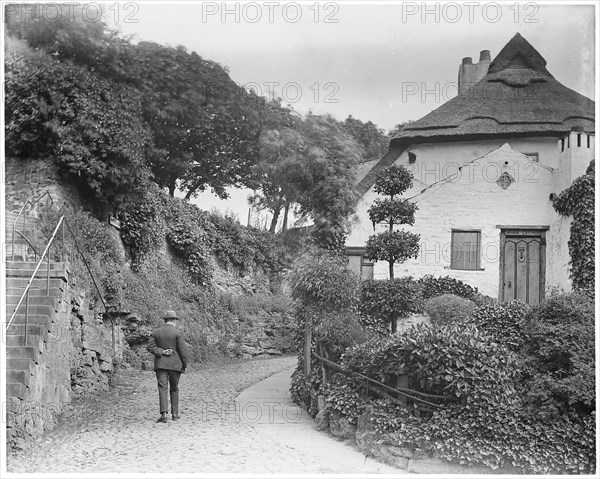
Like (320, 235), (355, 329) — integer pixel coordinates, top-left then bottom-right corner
(147, 310), (189, 423)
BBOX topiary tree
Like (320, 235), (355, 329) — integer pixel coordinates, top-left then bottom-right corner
(365, 165), (420, 279)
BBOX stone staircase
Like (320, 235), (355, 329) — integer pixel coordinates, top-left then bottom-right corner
(5, 204), (71, 446)
(5, 261), (69, 442)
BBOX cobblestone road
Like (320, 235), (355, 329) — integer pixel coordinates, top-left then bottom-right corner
(7, 356), (404, 474)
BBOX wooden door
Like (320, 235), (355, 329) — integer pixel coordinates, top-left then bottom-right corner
(500, 229), (546, 305)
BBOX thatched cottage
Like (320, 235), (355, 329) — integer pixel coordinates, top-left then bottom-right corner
(346, 33), (595, 303)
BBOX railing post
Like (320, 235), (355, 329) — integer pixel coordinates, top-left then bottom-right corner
(47, 247), (51, 296)
(61, 221), (65, 262)
(25, 289), (30, 345)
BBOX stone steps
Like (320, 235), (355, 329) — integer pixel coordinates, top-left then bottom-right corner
(6, 332), (46, 352)
(7, 358), (37, 374)
(5, 287), (63, 298)
(5, 210), (66, 412)
(7, 369), (33, 388)
(6, 277), (67, 291)
(6, 345), (41, 363)
(6, 382), (28, 401)
(6, 303), (58, 318)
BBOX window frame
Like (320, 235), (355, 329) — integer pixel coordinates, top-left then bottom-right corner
(450, 229), (482, 270)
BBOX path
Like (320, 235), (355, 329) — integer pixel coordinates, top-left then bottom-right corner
(7, 356), (408, 474)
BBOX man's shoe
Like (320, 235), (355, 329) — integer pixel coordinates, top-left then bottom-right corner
(172, 414), (181, 421)
(157, 413), (168, 423)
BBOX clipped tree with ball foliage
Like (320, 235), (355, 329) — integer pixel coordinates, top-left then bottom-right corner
(365, 165), (420, 279)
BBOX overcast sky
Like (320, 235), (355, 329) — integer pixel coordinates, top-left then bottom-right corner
(115, 1), (596, 222)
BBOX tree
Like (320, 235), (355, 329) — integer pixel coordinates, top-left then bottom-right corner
(247, 100), (300, 232)
(131, 42), (265, 198)
(5, 48), (152, 216)
(294, 114), (361, 253)
(365, 165), (420, 279)
(341, 115), (388, 161)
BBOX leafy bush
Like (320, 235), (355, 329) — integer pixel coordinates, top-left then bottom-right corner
(342, 323), (518, 405)
(290, 250), (364, 362)
(471, 300), (530, 351)
(417, 275), (478, 301)
(358, 277), (423, 333)
(5, 51), (153, 216)
(428, 405), (596, 474)
(520, 292), (595, 418)
(117, 185), (166, 268)
(321, 377), (367, 425)
(289, 249), (360, 310)
(164, 198), (290, 283)
(423, 294), (476, 325)
(365, 400), (428, 441)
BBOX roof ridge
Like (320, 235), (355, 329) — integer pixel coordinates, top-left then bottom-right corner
(488, 32), (552, 76)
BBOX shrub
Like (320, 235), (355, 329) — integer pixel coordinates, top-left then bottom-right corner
(428, 404), (596, 474)
(342, 323), (518, 405)
(520, 292), (595, 417)
(117, 185), (166, 268)
(423, 294), (476, 325)
(321, 377), (367, 425)
(417, 275), (478, 301)
(358, 277), (423, 333)
(470, 300), (529, 351)
(289, 249), (360, 310)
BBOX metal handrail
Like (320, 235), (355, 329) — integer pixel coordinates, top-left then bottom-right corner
(11, 191), (55, 260)
(7, 217), (66, 331)
(313, 352), (454, 409)
(6, 216), (112, 352)
(14, 231), (39, 261)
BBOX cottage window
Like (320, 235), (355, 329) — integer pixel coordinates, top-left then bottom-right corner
(450, 230), (481, 270)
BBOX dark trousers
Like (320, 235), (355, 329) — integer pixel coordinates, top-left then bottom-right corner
(156, 369), (181, 415)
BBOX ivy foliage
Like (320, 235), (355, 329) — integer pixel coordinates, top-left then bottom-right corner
(519, 292), (595, 418)
(329, 291), (596, 474)
(417, 274), (479, 301)
(552, 160), (595, 292)
(5, 52), (152, 216)
(470, 300), (530, 351)
(117, 184), (166, 268)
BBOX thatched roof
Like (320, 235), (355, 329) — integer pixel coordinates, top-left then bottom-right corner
(358, 33), (595, 197)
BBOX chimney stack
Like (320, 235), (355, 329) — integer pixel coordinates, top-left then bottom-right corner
(458, 50), (491, 95)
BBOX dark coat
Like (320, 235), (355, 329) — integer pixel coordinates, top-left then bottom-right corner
(147, 323), (189, 372)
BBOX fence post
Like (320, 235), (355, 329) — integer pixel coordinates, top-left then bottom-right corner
(304, 323), (311, 376)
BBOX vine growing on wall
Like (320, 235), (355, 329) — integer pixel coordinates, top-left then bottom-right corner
(552, 160), (595, 293)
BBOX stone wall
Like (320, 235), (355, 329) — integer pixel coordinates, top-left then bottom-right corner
(314, 405), (521, 474)
(7, 272), (126, 451)
(4, 157), (79, 212)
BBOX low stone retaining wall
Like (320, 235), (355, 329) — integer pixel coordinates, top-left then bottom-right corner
(315, 398), (522, 474)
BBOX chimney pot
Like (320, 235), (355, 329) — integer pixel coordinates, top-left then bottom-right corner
(479, 50), (491, 61)
(462, 57), (473, 65)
